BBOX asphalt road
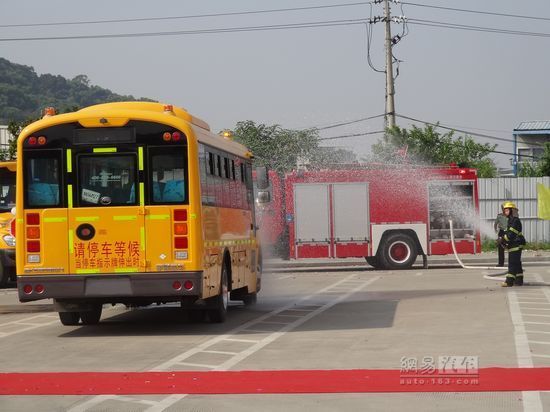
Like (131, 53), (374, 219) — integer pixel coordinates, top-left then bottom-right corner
(1, 264), (550, 411)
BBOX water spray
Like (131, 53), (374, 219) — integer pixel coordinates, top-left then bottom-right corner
(449, 220), (550, 286)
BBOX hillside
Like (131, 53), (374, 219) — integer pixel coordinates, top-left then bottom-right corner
(0, 58), (154, 123)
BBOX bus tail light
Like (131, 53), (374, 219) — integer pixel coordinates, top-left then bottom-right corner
(34, 284), (45, 294)
(10, 219), (15, 237)
(163, 132), (172, 141)
(28, 136), (38, 145)
(38, 136), (47, 145)
(172, 281), (182, 290)
(26, 213), (40, 225)
(172, 132), (181, 141)
(183, 280), (194, 291)
(26, 227), (40, 239)
(23, 285), (33, 294)
(174, 209), (187, 221)
(174, 237), (188, 249)
(27, 241), (40, 253)
(174, 223), (187, 236)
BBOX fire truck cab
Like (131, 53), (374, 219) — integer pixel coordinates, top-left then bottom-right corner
(284, 165), (480, 269)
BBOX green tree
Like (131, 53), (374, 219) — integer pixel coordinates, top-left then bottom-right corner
(371, 125), (498, 177)
(518, 143), (550, 177)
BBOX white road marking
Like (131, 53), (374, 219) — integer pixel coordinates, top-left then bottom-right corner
(68, 274), (379, 412)
(508, 291), (543, 412)
(0, 314), (59, 338)
(528, 341), (550, 345)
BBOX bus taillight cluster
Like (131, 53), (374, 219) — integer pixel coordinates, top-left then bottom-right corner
(173, 209), (188, 259)
(162, 131), (182, 142)
(25, 213), (41, 262)
(27, 136), (47, 146)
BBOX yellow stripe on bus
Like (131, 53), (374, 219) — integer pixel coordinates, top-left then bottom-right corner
(93, 147), (117, 153)
(138, 147), (144, 171)
(68, 230), (74, 253)
(139, 183), (145, 206)
(146, 214), (170, 220)
(44, 217), (67, 223)
(115, 268), (139, 273)
(67, 185), (73, 208)
(113, 215), (137, 221)
(66, 149), (72, 173)
(140, 227), (146, 251)
(76, 216), (100, 222)
(76, 269), (100, 274)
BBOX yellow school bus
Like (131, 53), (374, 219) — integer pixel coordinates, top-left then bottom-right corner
(0, 161), (16, 287)
(16, 102), (261, 325)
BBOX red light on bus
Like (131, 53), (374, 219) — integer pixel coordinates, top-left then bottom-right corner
(34, 284), (45, 294)
(172, 280), (182, 290)
(23, 285), (33, 294)
(174, 209), (187, 221)
(164, 104), (174, 112)
(43, 107), (56, 117)
(26, 227), (40, 239)
(28, 136), (37, 145)
(37, 136), (47, 145)
(27, 240), (40, 253)
(174, 223), (187, 236)
(163, 132), (172, 141)
(26, 213), (40, 225)
(183, 280), (194, 290)
(10, 219), (15, 237)
(172, 132), (181, 141)
(174, 237), (188, 249)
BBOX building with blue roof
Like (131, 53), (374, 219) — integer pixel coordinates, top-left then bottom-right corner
(512, 121), (550, 176)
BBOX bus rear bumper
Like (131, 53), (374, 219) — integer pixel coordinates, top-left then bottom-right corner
(17, 272), (203, 303)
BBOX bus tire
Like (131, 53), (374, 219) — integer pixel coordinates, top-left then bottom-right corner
(242, 293), (257, 306)
(80, 305), (102, 325)
(208, 264), (228, 323)
(379, 233), (417, 270)
(59, 311), (80, 326)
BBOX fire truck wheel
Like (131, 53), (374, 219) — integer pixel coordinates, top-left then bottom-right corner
(80, 304), (103, 325)
(208, 264), (229, 323)
(58, 311), (80, 326)
(365, 256), (382, 269)
(380, 233), (417, 269)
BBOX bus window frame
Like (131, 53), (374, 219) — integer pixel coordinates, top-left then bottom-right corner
(75, 152), (139, 207)
(147, 145), (189, 205)
(23, 148), (65, 209)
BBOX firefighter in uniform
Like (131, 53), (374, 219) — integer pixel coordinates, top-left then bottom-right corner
(499, 201), (526, 287)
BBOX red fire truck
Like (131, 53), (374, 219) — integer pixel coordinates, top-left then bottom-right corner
(260, 164), (480, 269)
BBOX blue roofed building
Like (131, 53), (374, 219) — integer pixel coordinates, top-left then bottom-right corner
(512, 121), (550, 176)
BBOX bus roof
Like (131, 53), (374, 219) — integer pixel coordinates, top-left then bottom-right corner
(18, 102), (252, 159)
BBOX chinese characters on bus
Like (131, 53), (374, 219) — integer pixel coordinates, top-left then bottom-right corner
(74, 240), (140, 269)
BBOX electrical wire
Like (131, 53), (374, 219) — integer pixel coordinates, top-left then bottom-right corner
(318, 131), (385, 141)
(0, 2), (373, 29)
(402, 2), (550, 22)
(0, 19), (370, 42)
(309, 114), (386, 130)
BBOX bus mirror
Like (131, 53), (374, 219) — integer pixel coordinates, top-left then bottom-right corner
(256, 190), (271, 204)
(255, 166), (269, 190)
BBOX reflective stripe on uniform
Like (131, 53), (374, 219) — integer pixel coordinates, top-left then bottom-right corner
(506, 273), (516, 279)
(509, 227), (523, 236)
(508, 246), (523, 252)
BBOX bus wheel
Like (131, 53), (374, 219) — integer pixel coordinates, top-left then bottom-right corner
(208, 264), (228, 323)
(58, 311), (80, 326)
(242, 293), (257, 306)
(80, 305), (102, 325)
(380, 233), (417, 270)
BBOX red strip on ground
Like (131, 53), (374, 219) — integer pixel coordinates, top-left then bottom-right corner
(1, 368), (550, 395)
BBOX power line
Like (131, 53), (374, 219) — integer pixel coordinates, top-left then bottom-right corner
(309, 114), (386, 130)
(403, 2), (550, 22)
(0, 2), (372, 28)
(0, 19), (370, 42)
(318, 131), (385, 141)
(407, 18), (550, 39)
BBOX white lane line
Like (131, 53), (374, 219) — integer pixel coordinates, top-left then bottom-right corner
(528, 341), (550, 345)
(523, 314), (550, 318)
(517, 297), (548, 301)
(201, 350), (239, 356)
(532, 354), (550, 359)
(522, 308), (550, 311)
(69, 274), (379, 412)
(526, 330), (550, 335)
(177, 362), (218, 368)
(524, 321), (550, 325)
(517, 302), (550, 305)
(0, 314), (59, 338)
(509, 291), (543, 412)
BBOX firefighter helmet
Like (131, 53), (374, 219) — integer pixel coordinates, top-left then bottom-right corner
(502, 201), (517, 210)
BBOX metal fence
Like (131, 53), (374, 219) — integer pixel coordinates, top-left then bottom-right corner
(478, 177), (550, 243)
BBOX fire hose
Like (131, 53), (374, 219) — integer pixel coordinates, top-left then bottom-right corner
(449, 220), (550, 286)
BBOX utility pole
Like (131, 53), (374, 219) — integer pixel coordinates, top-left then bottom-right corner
(384, 0), (396, 128)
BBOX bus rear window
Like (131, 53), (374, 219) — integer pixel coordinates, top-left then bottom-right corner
(25, 156), (61, 208)
(78, 155), (137, 206)
(150, 150), (186, 204)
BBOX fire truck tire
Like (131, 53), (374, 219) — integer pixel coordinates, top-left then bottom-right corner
(365, 256), (382, 269)
(208, 264), (229, 323)
(380, 233), (418, 269)
(80, 305), (102, 325)
(58, 311), (80, 326)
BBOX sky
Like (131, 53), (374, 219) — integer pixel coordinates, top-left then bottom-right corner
(1, 0), (549, 168)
